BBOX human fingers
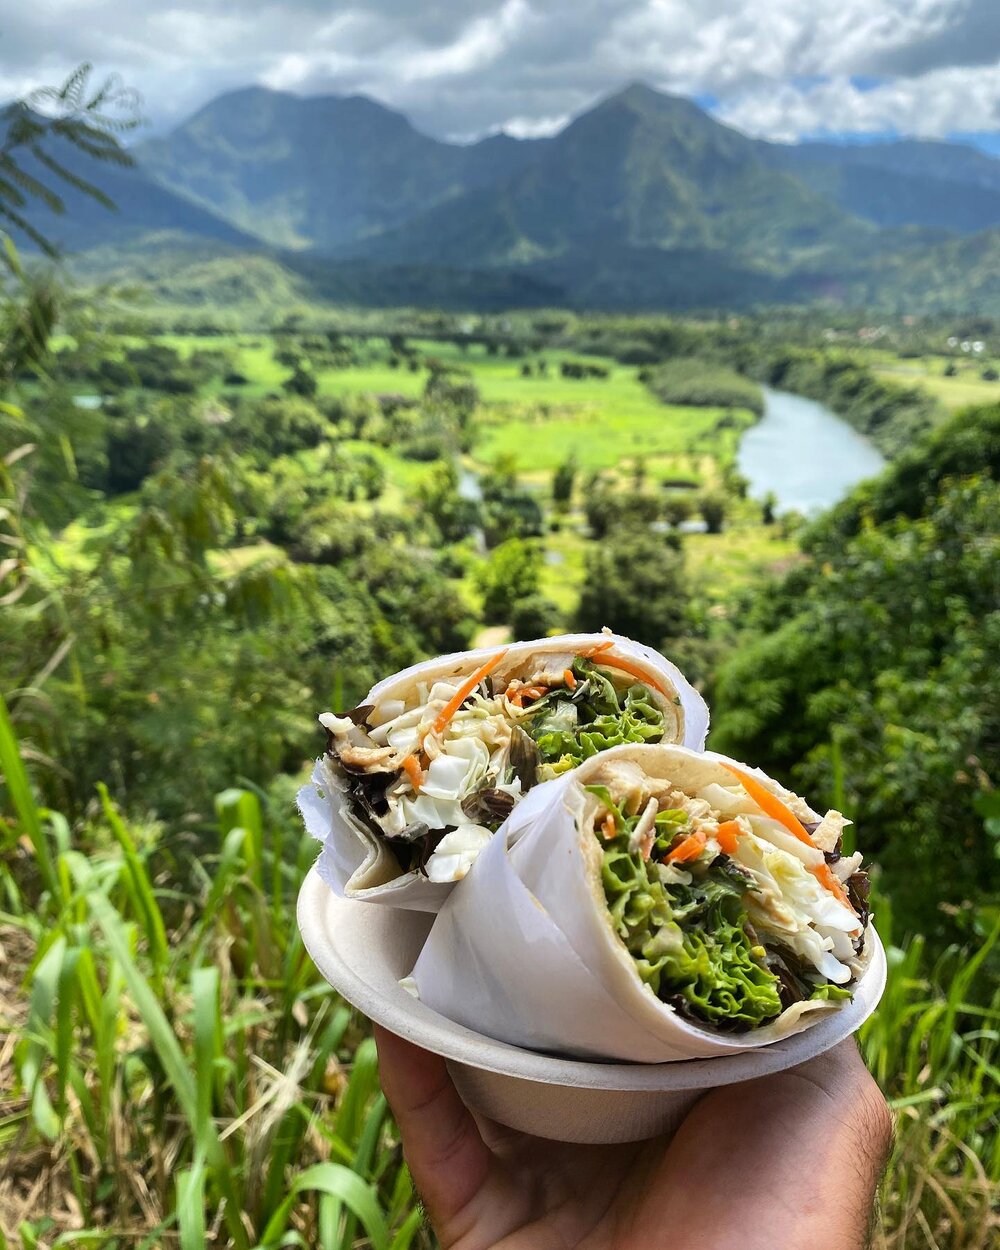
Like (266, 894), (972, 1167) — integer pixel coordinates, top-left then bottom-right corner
(374, 1025), (492, 1232)
(628, 1040), (891, 1250)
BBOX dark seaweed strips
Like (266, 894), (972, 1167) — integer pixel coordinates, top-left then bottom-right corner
(461, 787), (516, 828)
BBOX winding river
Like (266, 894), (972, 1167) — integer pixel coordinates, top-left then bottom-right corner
(737, 387), (886, 515)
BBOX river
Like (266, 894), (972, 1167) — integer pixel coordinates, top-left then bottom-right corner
(737, 387), (886, 515)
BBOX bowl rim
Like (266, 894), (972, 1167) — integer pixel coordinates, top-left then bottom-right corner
(297, 866), (888, 1092)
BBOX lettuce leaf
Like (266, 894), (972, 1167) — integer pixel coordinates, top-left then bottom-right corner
(591, 776), (854, 1029)
(601, 843), (783, 1031)
(809, 982), (853, 1002)
(527, 658), (665, 769)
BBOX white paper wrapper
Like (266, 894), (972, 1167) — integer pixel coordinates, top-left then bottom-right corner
(412, 743), (877, 1061)
(298, 633), (709, 912)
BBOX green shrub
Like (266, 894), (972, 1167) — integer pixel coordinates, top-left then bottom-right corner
(646, 357), (764, 415)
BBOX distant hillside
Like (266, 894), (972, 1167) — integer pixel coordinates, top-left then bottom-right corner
(17, 79), (1000, 313)
(68, 233), (311, 308)
(136, 86), (539, 250)
(766, 138), (1000, 233)
(840, 224), (1000, 313)
(339, 84), (867, 269)
(1, 113), (259, 255)
(68, 233), (563, 316)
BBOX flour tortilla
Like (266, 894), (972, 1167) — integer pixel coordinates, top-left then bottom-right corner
(411, 743), (879, 1060)
(298, 634), (709, 912)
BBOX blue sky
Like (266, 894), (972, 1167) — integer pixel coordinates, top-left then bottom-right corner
(3, 1), (1000, 152)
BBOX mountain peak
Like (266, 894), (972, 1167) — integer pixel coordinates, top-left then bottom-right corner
(604, 81), (706, 118)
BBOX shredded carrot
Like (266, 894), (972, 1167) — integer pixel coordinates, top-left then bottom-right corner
(723, 765), (815, 848)
(582, 646), (675, 701)
(563, 667), (577, 690)
(725, 765), (856, 912)
(586, 639), (616, 657)
(505, 683), (547, 709)
(431, 649), (509, 736)
(811, 862), (853, 909)
(666, 829), (708, 863)
(602, 812), (617, 840)
(716, 820), (740, 855)
(401, 754), (424, 791)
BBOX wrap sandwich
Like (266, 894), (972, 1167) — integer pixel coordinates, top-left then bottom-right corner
(411, 743), (879, 1061)
(298, 633), (709, 911)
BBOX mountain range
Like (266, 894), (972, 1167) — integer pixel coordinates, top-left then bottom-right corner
(16, 81), (1000, 312)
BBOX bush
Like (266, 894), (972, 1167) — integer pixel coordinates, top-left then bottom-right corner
(552, 456), (577, 509)
(510, 592), (560, 640)
(663, 493), (693, 527)
(576, 526), (688, 646)
(475, 538), (542, 621)
(615, 341), (660, 366)
(283, 366), (318, 399)
(228, 396), (328, 460)
(646, 358), (764, 415)
(560, 360), (609, 380)
(699, 492), (727, 533)
(585, 486), (661, 538)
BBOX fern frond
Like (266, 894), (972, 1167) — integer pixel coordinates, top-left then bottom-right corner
(30, 148), (116, 209)
(0, 161), (63, 212)
(0, 204), (58, 256)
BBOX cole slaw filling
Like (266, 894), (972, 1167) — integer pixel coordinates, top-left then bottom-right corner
(586, 761), (868, 1032)
(321, 651), (676, 882)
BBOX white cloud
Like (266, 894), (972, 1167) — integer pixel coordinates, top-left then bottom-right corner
(495, 112), (571, 139)
(717, 65), (1000, 141)
(1, 0), (999, 143)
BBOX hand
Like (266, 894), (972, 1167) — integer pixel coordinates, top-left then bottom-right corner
(375, 1028), (893, 1250)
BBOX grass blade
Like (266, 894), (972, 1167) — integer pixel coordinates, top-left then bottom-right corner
(97, 782), (169, 989)
(259, 1163), (389, 1250)
(66, 852), (250, 1250)
(0, 689), (57, 897)
(216, 787), (264, 892)
(177, 1160), (208, 1250)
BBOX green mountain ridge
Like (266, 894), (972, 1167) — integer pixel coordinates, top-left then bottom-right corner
(765, 138), (1000, 234)
(336, 84), (870, 269)
(136, 85), (540, 250)
(22, 79), (1000, 313)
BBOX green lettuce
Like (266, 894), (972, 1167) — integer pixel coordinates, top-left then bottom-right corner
(527, 658), (664, 771)
(809, 983), (853, 1002)
(591, 785), (783, 1030)
(589, 782), (856, 1029)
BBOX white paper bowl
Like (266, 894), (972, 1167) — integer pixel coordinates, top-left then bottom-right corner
(297, 866), (887, 1143)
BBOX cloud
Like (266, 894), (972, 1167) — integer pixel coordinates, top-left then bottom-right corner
(0, 0), (998, 144)
(863, 0), (1000, 76)
(717, 65), (1000, 142)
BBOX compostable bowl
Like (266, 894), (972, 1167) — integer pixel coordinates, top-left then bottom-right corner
(296, 867), (887, 1144)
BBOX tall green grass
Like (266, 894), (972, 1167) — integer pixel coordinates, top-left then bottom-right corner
(1, 696), (998, 1248)
(0, 693), (426, 1250)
